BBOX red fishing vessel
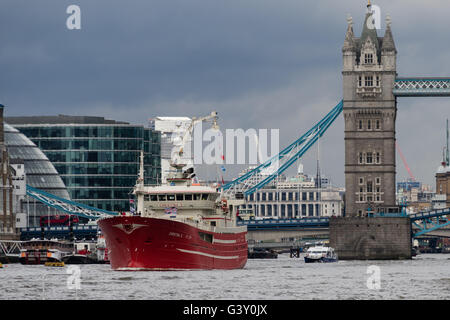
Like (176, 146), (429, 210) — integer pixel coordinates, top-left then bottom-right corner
(98, 113), (248, 270)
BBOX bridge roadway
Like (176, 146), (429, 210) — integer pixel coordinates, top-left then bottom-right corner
(17, 208), (450, 242)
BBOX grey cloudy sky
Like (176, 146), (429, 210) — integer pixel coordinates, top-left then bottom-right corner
(1, 0), (449, 187)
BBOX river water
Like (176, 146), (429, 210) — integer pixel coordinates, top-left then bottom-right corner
(0, 253), (448, 300)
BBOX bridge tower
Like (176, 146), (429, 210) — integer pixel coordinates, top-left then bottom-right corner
(343, 3), (397, 217)
(331, 3), (412, 260)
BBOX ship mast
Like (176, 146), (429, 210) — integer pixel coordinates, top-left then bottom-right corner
(136, 150), (145, 215)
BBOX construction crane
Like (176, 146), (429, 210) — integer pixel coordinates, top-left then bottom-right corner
(395, 141), (416, 181)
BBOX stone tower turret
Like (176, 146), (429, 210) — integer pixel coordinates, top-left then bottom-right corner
(342, 4), (398, 217)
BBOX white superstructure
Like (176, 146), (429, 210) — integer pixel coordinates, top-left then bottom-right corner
(150, 117), (192, 183)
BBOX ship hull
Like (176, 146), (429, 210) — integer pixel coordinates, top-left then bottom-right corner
(98, 216), (248, 270)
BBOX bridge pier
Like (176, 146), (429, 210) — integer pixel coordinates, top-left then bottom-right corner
(329, 217), (412, 260)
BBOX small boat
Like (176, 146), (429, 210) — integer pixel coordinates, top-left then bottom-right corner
(304, 246), (338, 263)
(62, 241), (102, 264)
(95, 233), (110, 264)
(248, 248), (278, 259)
(19, 239), (73, 265)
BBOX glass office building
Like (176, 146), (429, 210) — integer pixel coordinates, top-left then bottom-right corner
(6, 116), (161, 212)
(4, 122), (70, 227)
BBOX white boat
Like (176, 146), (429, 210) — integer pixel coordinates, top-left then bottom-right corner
(304, 246), (338, 263)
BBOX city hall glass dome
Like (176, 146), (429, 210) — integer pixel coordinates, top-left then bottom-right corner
(4, 122), (70, 226)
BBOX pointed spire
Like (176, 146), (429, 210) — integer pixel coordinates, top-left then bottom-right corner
(343, 14), (356, 52)
(381, 14), (396, 52)
(359, 8), (379, 53)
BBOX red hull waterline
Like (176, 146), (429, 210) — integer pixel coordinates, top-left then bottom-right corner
(98, 216), (248, 270)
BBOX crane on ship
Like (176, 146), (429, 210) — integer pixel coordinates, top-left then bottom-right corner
(170, 111), (219, 170)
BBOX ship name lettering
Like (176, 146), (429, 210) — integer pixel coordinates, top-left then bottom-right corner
(168, 232), (181, 238)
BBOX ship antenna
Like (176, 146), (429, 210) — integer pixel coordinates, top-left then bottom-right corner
(138, 150), (144, 187)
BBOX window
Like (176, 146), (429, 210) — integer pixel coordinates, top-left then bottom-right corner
(376, 119), (380, 130)
(365, 53), (373, 64)
(367, 120), (372, 130)
(376, 76), (380, 86)
(376, 177), (381, 185)
(359, 152), (364, 164)
(185, 194), (192, 201)
(367, 181), (373, 193)
(367, 152), (373, 164)
(158, 194), (166, 201)
(365, 75), (373, 87)
(167, 194), (175, 201)
(376, 152), (381, 164)
(359, 120), (363, 130)
(359, 177), (364, 185)
(358, 76), (362, 87)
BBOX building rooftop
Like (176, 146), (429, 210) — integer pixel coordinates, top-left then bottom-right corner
(6, 115), (129, 125)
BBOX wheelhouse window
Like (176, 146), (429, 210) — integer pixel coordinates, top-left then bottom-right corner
(176, 194), (183, 201)
(167, 194), (175, 201)
(201, 193), (209, 200)
(158, 194), (166, 201)
(185, 194), (192, 201)
(150, 195), (157, 201)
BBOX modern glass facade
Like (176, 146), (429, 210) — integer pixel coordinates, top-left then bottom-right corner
(7, 116), (161, 212)
(3, 122), (70, 227)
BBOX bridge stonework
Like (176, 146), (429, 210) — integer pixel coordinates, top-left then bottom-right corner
(331, 5), (412, 259)
(330, 217), (411, 260)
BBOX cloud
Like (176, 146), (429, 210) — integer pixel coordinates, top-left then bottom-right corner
(1, 0), (449, 187)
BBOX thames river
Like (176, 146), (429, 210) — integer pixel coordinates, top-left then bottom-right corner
(0, 254), (448, 300)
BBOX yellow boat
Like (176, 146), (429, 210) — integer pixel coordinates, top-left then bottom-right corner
(44, 262), (65, 267)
